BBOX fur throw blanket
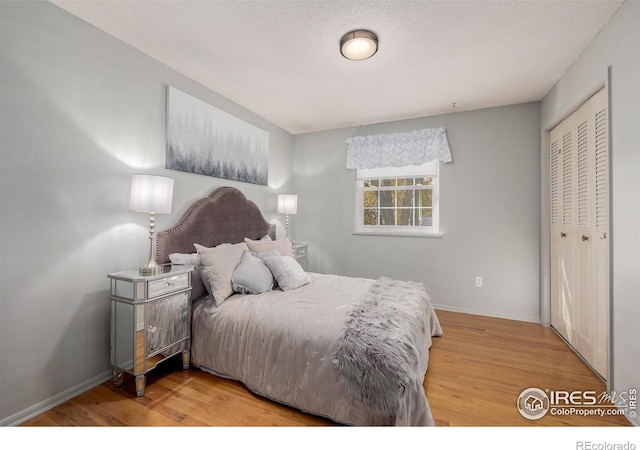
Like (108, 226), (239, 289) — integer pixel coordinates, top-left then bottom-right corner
(335, 276), (435, 416)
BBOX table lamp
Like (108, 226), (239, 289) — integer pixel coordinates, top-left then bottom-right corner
(277, 194), (297, 240)
(129, 174), (174, 275)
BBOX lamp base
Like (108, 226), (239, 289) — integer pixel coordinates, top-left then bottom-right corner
(139, 211), (162, 276)
(285, 214), (290, 240)
(139, 261), (163, 276)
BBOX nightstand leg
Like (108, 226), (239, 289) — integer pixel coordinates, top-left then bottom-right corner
(112, 368), (124, 387)
(135, 375), (146, 396)
(182, 350), (190, 369)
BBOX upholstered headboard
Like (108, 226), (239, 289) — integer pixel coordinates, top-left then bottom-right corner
(155, 186), (276, 299)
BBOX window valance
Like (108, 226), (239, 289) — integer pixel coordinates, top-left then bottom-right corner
(345, 127), (452, 169)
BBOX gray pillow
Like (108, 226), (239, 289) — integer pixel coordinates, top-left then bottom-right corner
(262, 255), (311, 291)
(251, 249), (281, 260)
(232, 251), (275, 295)
(193, 244), (214, 296)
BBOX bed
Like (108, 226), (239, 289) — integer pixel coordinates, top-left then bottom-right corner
(155, 186), (442, 426)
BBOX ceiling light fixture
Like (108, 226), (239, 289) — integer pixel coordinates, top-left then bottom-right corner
(340, 30), (378, 61)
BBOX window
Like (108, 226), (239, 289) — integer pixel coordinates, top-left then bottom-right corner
(354, 161), (440, 236)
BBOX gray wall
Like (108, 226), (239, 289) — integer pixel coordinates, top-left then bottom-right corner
(293, 103), (541, 322)
(540, 1), (640, 426)
(0, 2), (293, 425)
(3, 0), (634, 428)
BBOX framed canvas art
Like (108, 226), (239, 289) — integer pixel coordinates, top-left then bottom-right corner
(166, 86), (269, 186)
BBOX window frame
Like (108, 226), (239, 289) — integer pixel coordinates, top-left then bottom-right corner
(353, 161), (442, 237)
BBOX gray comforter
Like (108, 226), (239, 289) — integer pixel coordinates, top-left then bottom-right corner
(191, 272), (442, 426)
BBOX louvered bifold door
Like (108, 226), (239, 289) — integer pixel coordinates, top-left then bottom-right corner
(575, 99), (595, 369)
(550, 88), (608, 381)
(591, 89), (608, 379)
(550, 114), (576, 345)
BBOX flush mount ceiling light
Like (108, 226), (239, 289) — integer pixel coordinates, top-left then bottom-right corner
(340, 30), (378, 61)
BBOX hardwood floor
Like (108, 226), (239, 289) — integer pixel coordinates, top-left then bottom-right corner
(425, 310), (629, 426)
(21, 309), (630, 427)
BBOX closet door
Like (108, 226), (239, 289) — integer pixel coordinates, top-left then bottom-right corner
(549, 88), (608, 380)
(574, 98), (595, 368)
(591, 89), (609, 379)
(550, 115), (576, 344)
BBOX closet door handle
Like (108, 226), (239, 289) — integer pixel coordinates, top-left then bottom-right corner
(560, 232), (567, 238)
(582, 235), (589, 242)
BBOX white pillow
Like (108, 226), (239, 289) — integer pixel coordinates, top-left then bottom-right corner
(232, 251), (275, 295)
(195, 242), (248, 306)
(244, 237), (293, 258)
(169, 252), (198, 266)
(262, 255), (311, 291)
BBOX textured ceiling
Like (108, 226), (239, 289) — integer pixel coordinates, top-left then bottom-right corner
(51, 0), (622, 134)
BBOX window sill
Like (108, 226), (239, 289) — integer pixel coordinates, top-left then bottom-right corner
(352, 230), (445, 238)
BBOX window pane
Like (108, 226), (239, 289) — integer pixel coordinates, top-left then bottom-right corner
(363, 209), (378, 226)
(397, 189), (413, 208)
(397, 209), (414, 226)
(397, 178), (414, 186)
(379, 209), (395, 226)
(419, 208), (433, 227)
(364, 179), (379, 187)
(380, 179), (396, 187)
(363, 190), (378, 208)
(416, 177), (434, 186)
(380, 190), (395, 208)
(415, 188), (432, 207)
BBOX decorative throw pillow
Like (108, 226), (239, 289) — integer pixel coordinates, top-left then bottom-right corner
(262, 255), (311, 291)
(251, 249), (281, 260)
(244, 237), (294, 258)
(193, 244), (214, 296)
(169, 252), (198, 266)
(232, 251), (275, 295)
(195, 242), (248, 306)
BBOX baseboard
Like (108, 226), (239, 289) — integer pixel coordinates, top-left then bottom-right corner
(432, 303), (540, 324)
(0, 370), (112, 427)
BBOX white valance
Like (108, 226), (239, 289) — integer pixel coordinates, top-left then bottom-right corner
(345, 127), (452, 169)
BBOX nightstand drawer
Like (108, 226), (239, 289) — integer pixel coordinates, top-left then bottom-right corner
(292, 242), (308, 257)
(293, 246), (307, 257)
(148, 273), (190, 298)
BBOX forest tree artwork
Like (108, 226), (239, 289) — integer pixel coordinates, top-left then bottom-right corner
(166, 86), (269, 186)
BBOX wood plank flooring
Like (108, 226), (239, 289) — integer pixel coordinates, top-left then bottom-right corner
(21, 309), (631, 427)
(425, 310), (629, 426)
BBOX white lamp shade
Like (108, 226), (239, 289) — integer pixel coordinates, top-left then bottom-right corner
(278, 194), (298, 215)
(129, 174), (174, 214)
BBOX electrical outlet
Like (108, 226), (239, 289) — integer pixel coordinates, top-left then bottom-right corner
(475, 276), (483, 288)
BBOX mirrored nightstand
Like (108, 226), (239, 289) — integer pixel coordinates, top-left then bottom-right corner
(108, 264), (194, 396)
(291, 242), (308, 271)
